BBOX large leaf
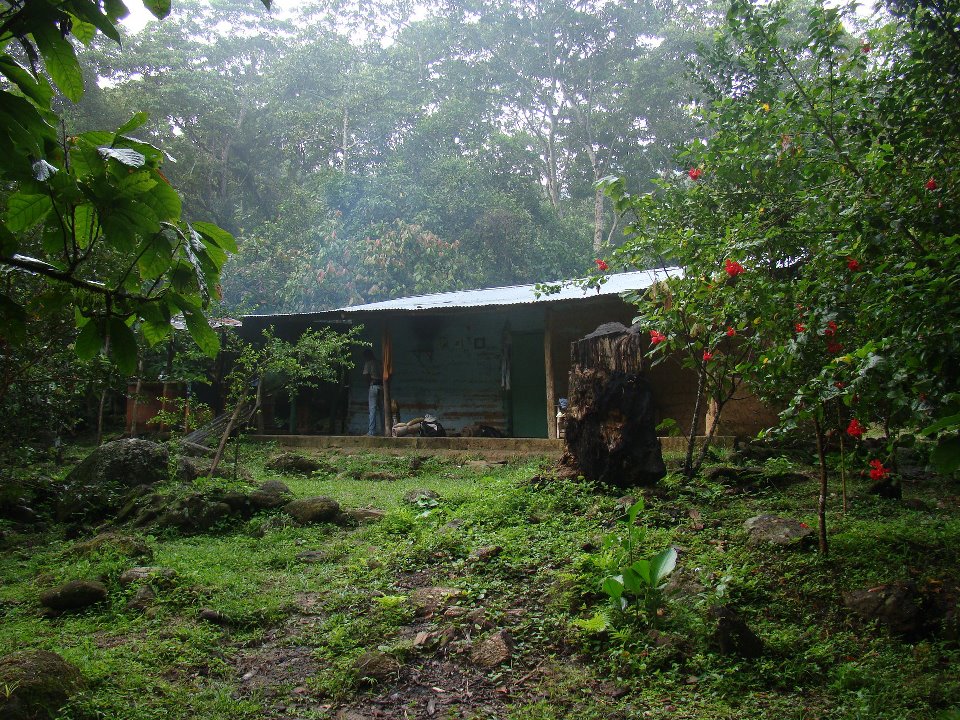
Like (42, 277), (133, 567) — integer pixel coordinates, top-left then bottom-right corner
(107, 317), (138, 375)
(73, 204), (97, 250)
(98, 146), (146, 168)
(930, 436), (960, 475)
(117, 170), (157, 197)
(143, 0), (172, 19)
(75, 320), (102, 360)
(184, 308), (220, 358)
(5, 193), (53, 232)
(137, 174), (182, 221)
(137, 232), (175, 280)
(601, 576), (624, 600)
(0, 223), (17, 255)
(116, 112), (150, 136)
(0, 55), (54, 106)
(67, 2), (124, 44)
(648, 546), (678, 587)
(32, 25), (84, 103)
(191, 221), (238, 254)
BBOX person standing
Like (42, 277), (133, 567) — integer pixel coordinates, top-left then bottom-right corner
(362, 348), (383, 436)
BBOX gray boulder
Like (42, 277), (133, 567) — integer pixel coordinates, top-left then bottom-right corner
(471, 630), (513, 668)
(744, 514), (813, 546)
(0, 650), (86, 720)
(118, 566), (177, 587)
(283, 496), (341, 524)
(58, 439), (169, 522)
(39, 580), (108, 613)
(265, 453), (332, 474)
(843, 583), (923, 637)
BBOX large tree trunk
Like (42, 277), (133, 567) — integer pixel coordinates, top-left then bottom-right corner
(563, 323), (666, 489)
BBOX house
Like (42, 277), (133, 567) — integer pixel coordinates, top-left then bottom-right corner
(240, 270), (775, 440)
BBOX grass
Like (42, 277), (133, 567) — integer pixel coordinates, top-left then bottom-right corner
(0, 441), (958, 719)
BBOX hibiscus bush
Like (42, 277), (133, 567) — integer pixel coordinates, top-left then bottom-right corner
(603, 0), (960, 550)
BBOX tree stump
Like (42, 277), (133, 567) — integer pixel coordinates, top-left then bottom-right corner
(563, 323), (666, 488)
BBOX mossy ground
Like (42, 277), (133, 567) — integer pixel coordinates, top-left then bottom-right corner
(1, 442), (958, 719)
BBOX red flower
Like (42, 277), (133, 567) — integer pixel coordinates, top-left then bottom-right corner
(594, 258), (609, 271)
(846, 418), (864, 438)
(869, 459), (889, 481)
(834, 381), (846, 389)
(726, 326), (737, 337)
(724, 259), (745, 277)
(824, 321), (838, 337)
(795, 323), (806, 333)
(827, 341), (844, 354)
(649, 330), (667, 345)
(799, 522), (810, 529)
(702, 350), (714, 362)
(861, 43), (871, 53)
(847, 257), (860, 271)
(925, 177), (938, 191)
(688, 168), (703, 181)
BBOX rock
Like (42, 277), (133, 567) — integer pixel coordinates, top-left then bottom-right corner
(663, 569), (707, 602)
(199, 608), (231, 625)
(296, 550), (329, 563)
(175, 456), (254, 483)
(71, 532), (153, 561)
(843, 583), (922, 637)
(471, 630), (513, 668)
(283, 496), (341, 524)
(247, 482), (294, 511)
(155, 495), (232, 534)
(468, 545), (503, 564)
(0, 650), (86, 720)
(118, 566), (177, 587)
(709, 606), (764, 658)
(57, 439), (169, 522)
(403, 488), (439, 504)
(126, 585), (156, 612)
(341, 508), (387, 524)
(743, 514), (813, 545)
(40, 579), (108, 613)
(265, 453), (331, 474)
(353, 650), (400, 684)
(409, 587), (464, 617)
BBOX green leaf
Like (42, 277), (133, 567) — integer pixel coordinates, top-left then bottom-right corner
(69, 18), (97, 46)
(117, 170), (157, 197)
(116, 112), (150, 135)
(920, 412), (960, 437)
(98, 147), (146, 168)
(626, 497), (645, 525)
(0, 295), (27, 345)
(137, 174), (182, 221)
(573, 610), (611, 633)
(108, 317), (138, 374)
(0, 223), (17, 255)
(67, 3), (124, 45)
(75, 320), (102, 360)
(930, 436), (960, 475)
(191, 221), (238, 254)
(137, 232), (174, 279)
(73, 204), (97, 250)
(143, 0), (172, 19)
(601, 576), (624, 600)
(32, 25), (84, 102)
(5, 193), (52, 232)
(627, 560), (652, 588)
(648, 546), (678, 586)
(0, 55), (54, 106)
(176, 303), (220, 358)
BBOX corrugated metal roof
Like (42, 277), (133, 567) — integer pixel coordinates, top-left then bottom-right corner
(244, 268), (678, 320)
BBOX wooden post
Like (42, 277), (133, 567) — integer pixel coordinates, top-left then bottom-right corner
(544, 309), (557, 439)
(381, 323), (392, 436)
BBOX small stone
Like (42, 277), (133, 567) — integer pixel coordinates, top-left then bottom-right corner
(471, 630), (512, 668)
(71, 532), (153, 561)
(353, 650), (400, 684)
(403, 488), (439, 504)
(409, 587), (463, 617)
(743, 514), (813, 545)
(118, 566), (177, 587)
(40, 580), (108, 612)
(341, 508), (387, 524)
(199, 608), (230, 625)
(126, 585), (156, 612)
(296, 550), (329, 563)
(709, 606), (764, 658)
(283, 496), (341, 524)
(468, 545), (503, 564)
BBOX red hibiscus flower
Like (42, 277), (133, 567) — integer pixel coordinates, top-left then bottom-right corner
(846, 418), (864, 438)
(726, 327), (737, 337)
(594, 258), (609, 271)
(827, 341), (844, 354)
(795, 323), (806, 333)
(649, 330), (667, 345)
(925, 177), (938, 191)
(834, 381), (846, 389)
(724, 259), (745, 277)
(824, 321), (838, 337)
(688, 168), (703, 181)
(702, 350), (714, 362)
(869, 459), (889, 481)
(847, 257), (860, 271)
